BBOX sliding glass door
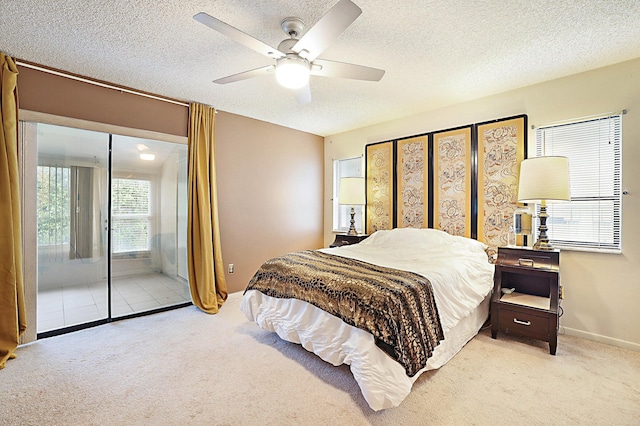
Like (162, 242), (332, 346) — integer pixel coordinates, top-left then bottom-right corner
(35, 123), (189, 334)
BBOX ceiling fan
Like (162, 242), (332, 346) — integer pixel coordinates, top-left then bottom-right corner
(194, 0), (385, 103)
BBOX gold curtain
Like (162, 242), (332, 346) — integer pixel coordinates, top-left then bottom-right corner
(0, 53), (26, 369)
(187, 103), (227, 313)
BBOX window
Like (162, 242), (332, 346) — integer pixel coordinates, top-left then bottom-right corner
(332, 157), (364, 232)
(112, 178), (152, 253)
(36, 165), (71, 248)
(534, 113), (622, 252)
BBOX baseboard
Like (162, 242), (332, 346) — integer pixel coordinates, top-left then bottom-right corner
(563, 327), (640, 352)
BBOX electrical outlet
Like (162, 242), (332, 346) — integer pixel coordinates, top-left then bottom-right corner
(560, 285), (564, 300)
(228, 263), (234, 274)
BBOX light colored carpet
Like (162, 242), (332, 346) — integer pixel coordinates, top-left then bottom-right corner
(1, 291), (638, 425)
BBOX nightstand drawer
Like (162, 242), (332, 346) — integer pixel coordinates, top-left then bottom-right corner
(330, 234), (368, 248)
(497, 306), (550, 340)
(497, 247), (559, 271)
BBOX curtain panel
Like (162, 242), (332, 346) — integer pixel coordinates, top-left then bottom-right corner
(0, 52), (26, 369)
(187, 103), (227, 314)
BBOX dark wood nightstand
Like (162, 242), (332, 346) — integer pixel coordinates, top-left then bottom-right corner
(330, 234), (368, 248)
(491, 246), (560, 355)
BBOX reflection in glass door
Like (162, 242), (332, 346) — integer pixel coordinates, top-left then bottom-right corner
(36, 124), (109, 332)
(35, 123), (189, 334)
(110, 135), (190, 318)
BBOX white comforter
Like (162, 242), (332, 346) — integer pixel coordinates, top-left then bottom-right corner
(241, 228), (495, 410)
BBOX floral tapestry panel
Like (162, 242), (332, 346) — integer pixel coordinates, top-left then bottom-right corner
(433, 128), (471, 237)
(366, 142), (394, 234)
(477, 117), (526, 255)
(397, 136), (428, 228)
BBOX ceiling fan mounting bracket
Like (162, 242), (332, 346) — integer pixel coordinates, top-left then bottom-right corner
(280, 17), (305, 38)
(277, 38), (298, 54)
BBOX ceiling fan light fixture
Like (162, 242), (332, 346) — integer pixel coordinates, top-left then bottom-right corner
(139, 153), (155, 161)
(276, 56), (310, 89)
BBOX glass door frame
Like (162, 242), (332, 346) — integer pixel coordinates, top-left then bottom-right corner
(19, 114), (191, 342)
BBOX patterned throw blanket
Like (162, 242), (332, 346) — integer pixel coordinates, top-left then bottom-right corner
(245, 250), (444, 377)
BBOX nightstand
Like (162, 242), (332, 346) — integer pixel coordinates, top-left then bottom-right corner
(491, 246), (560, 355)
(330, 234), (368, 248)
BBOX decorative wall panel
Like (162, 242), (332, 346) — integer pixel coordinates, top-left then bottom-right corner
(477, 116), (527, 253)
(363, 114), (526, 247)
(397, 136), (428, 228)
(433, 127), (472, 237)
(366, 141), (394, 234)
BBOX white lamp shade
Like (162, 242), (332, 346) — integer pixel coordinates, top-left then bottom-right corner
(275, 56), (310, 89)
(518, 156), (570, 203)
(339, 177), (366, 205)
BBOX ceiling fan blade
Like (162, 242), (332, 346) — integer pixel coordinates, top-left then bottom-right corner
(293, 85), (312, 104)
(311, 59), (385, 81)
(213, 65), (275, 84)
(194, 12), (285, 59)
(292, 0), (361, 61)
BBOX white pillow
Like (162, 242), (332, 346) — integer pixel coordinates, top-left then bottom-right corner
(362, 227), (451, 246)
(362, 227), (488, 253)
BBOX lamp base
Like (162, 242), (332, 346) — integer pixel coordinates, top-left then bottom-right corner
(533, 204), (555, 250)
(532, 239), (555, 251)
(346, 207), (358, 236)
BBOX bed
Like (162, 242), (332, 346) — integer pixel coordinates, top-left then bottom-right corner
(240, 228), (495, 411)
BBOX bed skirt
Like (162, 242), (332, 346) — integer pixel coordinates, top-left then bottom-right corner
(240, 290), (490, 411)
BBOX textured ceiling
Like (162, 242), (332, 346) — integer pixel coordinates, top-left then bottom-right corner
(2, 0), (640, 136)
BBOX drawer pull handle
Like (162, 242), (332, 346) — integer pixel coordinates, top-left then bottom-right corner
(514, 318), (531, 326)
(518, 258), (534, 267)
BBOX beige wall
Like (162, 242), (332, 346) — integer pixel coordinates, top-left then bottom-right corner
(216, 111), (324, 293)
(324, 57), (640, 350)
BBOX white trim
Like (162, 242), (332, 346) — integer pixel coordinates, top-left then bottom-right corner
(562, 326), (640, 352)
(553, 245), (622, 255)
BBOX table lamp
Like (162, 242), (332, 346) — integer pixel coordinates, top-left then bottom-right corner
(339, 177), (365, 236)
(517, 156), (570, 250)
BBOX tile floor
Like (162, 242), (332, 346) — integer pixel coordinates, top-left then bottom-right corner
(37, 273), (191, 333)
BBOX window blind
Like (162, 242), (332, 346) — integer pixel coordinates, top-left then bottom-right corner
(535, 114), (622, 251)
(112, 178), (151, 253)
